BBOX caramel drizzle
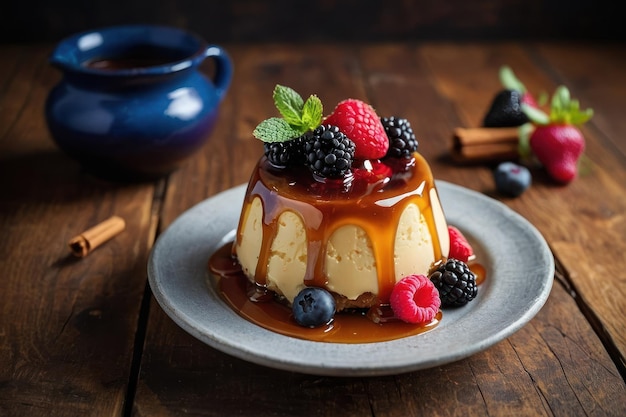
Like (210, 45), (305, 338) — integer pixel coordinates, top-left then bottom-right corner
(235, 153), (446, 303)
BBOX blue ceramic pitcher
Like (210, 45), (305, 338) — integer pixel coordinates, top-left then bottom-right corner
(45, 25), (233, 180)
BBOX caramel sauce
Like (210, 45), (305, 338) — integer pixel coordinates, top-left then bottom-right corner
(206, 153), (487, 344)
(209, 243), (441, 343)
(236, 154), (446, 303)
(471, 262), (487, 285)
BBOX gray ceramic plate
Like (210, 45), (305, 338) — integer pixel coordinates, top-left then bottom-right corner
(148, 181), (554, 376)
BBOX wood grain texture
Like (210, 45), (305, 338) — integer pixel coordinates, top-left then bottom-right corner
(132, 43), (626, 416)
(0, 45), (158, 416)
(420, 42), (626, 370)
(1, 41), (624, 417)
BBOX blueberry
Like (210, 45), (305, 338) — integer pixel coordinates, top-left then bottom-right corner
(494, 162), (531, 197)
(292, 287), (336, 327)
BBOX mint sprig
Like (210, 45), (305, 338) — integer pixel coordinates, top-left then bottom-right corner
(253, 85), (323, 143)
(274, 85), (305, 127)
(252, 117), (303, 143)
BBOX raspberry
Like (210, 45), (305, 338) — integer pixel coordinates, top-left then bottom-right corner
(380, 116), (418, 158)
(389, 274), (441, 324)
(324, 99), (389, 160)
(430, 259), (477, 307)
(304, 125), (355, 178)
(264, 136), (306, 167)
(448, 226), (474, 263)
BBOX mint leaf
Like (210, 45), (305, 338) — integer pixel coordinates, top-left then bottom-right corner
(253, 118), (302, 143)
(274, 85), (304, 127)
(300, 94), (323, 130)
(253, 85), (326, 143)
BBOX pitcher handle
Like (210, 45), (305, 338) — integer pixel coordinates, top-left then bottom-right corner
(204, 45), (233, 101)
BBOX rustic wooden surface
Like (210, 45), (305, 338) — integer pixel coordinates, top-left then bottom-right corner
(1, 42), (625, 417)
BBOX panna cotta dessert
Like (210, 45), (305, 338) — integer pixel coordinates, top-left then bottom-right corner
(236, 148), (450, 311)
(210, 85), (479, 342)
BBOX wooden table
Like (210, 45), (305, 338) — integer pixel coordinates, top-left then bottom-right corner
(1, 42), (625, 417)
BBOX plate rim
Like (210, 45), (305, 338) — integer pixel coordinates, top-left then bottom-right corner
(147, 180), (554, 376)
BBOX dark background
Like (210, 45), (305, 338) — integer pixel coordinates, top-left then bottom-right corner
(1, 0), (623, 44)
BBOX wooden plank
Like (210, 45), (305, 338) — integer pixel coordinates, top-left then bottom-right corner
(0, 45), (158, 416)
(420, 42), (626, 368)
(360, 41), (626, 415)
(134, 43), (378, 417)
(134, 43), (626, 416)
(134, 287), (626, 416)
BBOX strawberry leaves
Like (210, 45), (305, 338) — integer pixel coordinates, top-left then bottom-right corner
(522, 85), (593, 126)
(499, 65), (527, 93)
(549, 86), (594, 125)
(253, 85), (323, 143)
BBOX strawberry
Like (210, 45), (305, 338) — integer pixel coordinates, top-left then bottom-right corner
(529, 124), (585, 183)
(524, 86), (593, 183)
(324, 99), (389, 160)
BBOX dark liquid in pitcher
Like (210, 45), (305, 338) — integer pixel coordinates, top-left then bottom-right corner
(83, 45), (189, 70)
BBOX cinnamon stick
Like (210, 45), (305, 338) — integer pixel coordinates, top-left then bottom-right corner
(68, 216), (126, 257)
(451, 127), (520, 163)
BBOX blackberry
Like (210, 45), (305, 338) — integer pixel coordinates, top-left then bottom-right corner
(429, 259), (477, 307)
(381, 117), (418, 158)
(483, 89), (529, 127)
(304, 125), (355, 178)
(264, 136), (305, 167)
